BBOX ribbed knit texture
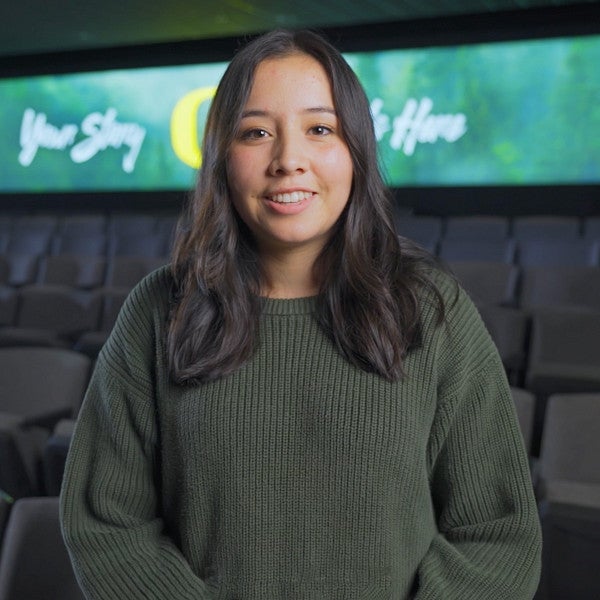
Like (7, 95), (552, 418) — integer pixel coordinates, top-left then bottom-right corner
(60, 266), (541, 599)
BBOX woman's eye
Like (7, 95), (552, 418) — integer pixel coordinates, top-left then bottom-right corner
(241, 128), (269, 140)
(310, 125), (333, 136)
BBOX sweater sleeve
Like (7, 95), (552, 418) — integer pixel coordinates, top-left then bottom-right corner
(414, 285), (542, 599)
(59, 272), (216, 600)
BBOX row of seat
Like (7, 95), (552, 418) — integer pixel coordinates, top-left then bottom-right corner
(2, 253), (598, 311)
(4, 211), (600, 241)
(0, 256), (167, 357)
(0, 212), (178, 237)
(395, 213), (600, 242)
(395, 214), (600, 266)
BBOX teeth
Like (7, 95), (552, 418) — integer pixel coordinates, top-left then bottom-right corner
(270, 191), (312, 204)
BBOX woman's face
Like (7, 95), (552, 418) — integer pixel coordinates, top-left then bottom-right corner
(227, 53), (353, 258)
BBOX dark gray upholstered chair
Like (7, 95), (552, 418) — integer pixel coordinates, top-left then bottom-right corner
(12, 215), (58, 236)
(443, 215), (510, 241)
(512, 215), (581, 240)
(43, 418), (77, 497)
(107, 233), (168, 258)
(0, 348), (91, 498)
(3, 254), (39, 288)
(449, 261), (519, 306)
(104, 255), (168, 289)
(516, 239), (597, 267)
(583, 216), (600, 241)
(51, 231), (108, 257)
(536, 500), (600, 600)
(439, 239), (516, 263)
(0, 286), (102, 348)
(537, 393), (600, 498)
(107, 213), (157, 236)
(394, 216), (442, 254)
(526, 309), (600, 399)
(520, 265), (600, 312)
(534, 393), (600, 600)
(38, 255), (107, 290)
(74, 288), (129, 359)
(0, 496), (85, 600)
(477, 304), (530, 384)
(5, 230), (53, 257)
(59, 214), (107, 236)
(525, 309), (600, 454)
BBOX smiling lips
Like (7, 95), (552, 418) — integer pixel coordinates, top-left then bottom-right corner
(268, 191), (314, 204)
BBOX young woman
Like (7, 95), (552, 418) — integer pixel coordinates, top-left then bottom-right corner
(61, 29), (542, 599)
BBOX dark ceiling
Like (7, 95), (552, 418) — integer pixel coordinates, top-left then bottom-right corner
(2, 0), (599, 60)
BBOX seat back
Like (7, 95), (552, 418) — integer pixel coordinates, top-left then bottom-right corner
(0, 347), (91, 425)
(0, 496), (85, 600)
(520, 266), (600, 312)
(539, 393), (600, 486)
(449, 261), (519, 306)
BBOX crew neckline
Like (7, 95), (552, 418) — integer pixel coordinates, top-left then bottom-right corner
(260, 295), (319, 316)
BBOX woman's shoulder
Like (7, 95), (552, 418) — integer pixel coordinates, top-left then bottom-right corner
(100, 263), (173, 360)
(123, 263), (173, 318)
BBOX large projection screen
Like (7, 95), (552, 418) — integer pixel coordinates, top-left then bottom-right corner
(1, 34), (598, 192)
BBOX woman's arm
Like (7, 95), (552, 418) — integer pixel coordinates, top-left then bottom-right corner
(414, 284), (542, 599)
(60, 272), (216, 599)
(415, 365), (541, 599)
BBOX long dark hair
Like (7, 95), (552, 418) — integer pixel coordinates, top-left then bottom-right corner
(168, 29), (445, 384)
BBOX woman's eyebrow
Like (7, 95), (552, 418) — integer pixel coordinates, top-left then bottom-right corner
(240, 106), (337, 119)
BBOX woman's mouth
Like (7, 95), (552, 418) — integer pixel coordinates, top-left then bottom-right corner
(268, 191), (314, 204)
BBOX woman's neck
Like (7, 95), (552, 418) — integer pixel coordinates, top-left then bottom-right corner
(259, 246), (320, 299)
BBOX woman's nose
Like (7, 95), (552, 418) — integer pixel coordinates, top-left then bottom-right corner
(268, 133), (308, 176)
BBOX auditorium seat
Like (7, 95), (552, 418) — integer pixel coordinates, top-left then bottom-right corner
(512, 215), (581, 240)
(0, 233), (9, 255)
(104, 255), (169, 289)
(536, 392), (600, 500)
(59, 214), (107, 236)
(526, 308), (600, 398)
(51, 231), (108, 256)
(525, 309), (600, 455)
(5, 230), (52, 256)
(394, 215), (442, 253)
(478, 304), (530, 383)
(516, 238), (597, 267)
(107, 232), (168, 258)
(43, 418), (76, 496)
(0, 286), (102, 349)
(3, 253), (40, 287)
(107, 213), (157, 236)
(444, 215), (510, 241)
(0, 493), (11, 545)
(0, 347), (91, 430)
(11, 215), (58, 238)
(38, 255), (107, 290)
(0, 417), (48, 499)
(439, 238), (516, 263)
(536, 499), (600, 600)
(535, 393), (600, 600)
(0, 258), (18, 325)
(0, 496), (85, 600)
(449, 261), (519, 306)
(0, 216), (13, 236)
(0, 347), (91, 498)
(519, 265), (600, 312)
(74, 288), (129, 358)
(583, 216), (600, 241)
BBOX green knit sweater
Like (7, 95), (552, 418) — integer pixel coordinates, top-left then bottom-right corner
(60, 266), (541, 599)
